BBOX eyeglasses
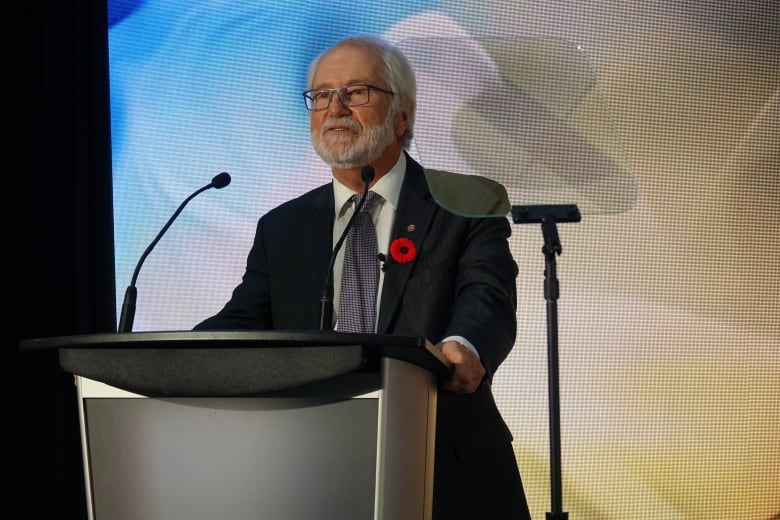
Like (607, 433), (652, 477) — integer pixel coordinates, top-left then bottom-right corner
(302, 84), (395, 111)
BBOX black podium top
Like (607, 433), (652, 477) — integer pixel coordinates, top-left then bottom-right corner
(19, 331), (451, 397)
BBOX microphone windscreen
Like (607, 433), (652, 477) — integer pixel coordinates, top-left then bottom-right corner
(360, 166), (375, 183)
(212, 172), (231, 189)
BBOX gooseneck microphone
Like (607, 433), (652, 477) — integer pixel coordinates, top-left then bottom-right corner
(117, 172), (232, 333)
(319, 165), (375, 331)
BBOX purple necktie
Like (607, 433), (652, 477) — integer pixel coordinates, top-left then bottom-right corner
(338, 191), (381, 333)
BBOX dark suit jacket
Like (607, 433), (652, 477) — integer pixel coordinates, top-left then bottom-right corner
(195, 152), (526, 517)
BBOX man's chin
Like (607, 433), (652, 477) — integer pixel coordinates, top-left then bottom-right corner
(315, 147), (370, 170)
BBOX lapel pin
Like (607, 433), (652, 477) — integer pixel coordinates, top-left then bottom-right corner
(406, 224), (416, 233)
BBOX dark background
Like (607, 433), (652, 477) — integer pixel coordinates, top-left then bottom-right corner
(22, 2), (114, 518)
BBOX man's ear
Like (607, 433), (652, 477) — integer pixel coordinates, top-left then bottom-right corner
(394, 110), (409, 137)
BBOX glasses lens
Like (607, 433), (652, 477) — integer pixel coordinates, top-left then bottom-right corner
(344, 86), (369, 106)
(307, 90), (331, 110)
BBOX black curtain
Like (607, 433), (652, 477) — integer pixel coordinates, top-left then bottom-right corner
(22, 2), (115, 518)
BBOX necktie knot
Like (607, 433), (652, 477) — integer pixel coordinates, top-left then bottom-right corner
(353, 191), (381, 213)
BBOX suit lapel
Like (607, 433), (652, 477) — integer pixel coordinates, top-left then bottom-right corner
(377, 156), (437, 333)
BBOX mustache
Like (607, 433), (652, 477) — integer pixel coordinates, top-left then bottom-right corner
(322, 117), (362, 132)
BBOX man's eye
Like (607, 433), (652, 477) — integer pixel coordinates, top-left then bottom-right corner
(312, 91), (330, 101)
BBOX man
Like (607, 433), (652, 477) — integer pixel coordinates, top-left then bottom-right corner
(195, 34), (531, 519)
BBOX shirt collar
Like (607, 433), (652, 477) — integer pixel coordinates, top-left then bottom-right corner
(333, 153), (406, 216)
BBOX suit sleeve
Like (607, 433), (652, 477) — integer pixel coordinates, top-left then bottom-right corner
(445, 214), (518, 380)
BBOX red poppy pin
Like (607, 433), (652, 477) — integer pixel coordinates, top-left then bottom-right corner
(389, 237), (416, 263)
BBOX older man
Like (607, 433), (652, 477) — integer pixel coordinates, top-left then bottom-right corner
(195, 34), (530, 520)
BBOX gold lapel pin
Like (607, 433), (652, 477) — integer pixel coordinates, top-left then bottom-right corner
(406, 224), (416, 233)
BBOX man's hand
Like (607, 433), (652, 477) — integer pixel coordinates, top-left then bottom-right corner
(438, 340), (486, 394)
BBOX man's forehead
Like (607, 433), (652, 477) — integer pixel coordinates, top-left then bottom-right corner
(313, 45), (383, 84)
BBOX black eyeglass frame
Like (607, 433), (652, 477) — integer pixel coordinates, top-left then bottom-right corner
(302, 84), (396, 111)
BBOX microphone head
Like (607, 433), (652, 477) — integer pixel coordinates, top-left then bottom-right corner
(211, 172), (231, 189)
(360, 166), (375, 183)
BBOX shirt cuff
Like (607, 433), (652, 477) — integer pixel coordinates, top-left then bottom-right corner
(441, 335), (480, 359)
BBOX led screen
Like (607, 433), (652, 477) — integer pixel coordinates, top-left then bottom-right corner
(109, 2), (779, 518)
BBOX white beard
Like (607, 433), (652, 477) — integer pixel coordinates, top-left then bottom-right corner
(311, 113), (396, 169)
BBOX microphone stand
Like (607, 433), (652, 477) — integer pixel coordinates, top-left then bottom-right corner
(511, 204), (581, 520)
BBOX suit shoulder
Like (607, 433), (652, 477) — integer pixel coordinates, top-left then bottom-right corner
(263, 183), (331, 220)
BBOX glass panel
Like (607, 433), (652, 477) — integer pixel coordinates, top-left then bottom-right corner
(400, 36), (638, 217)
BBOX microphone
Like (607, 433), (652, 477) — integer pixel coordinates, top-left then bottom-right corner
(117, 172), (232, 333)
(319, 165), (375, 330)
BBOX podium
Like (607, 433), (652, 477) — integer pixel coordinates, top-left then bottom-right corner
(20, 331), (450, 520)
